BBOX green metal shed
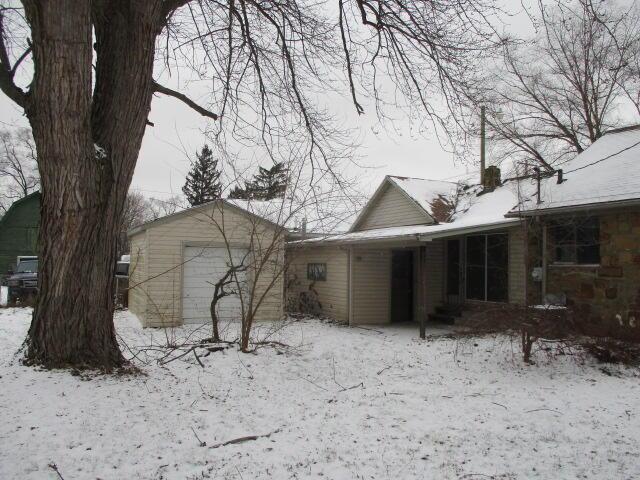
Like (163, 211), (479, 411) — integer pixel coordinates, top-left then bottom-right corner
(0, 191), (40, 274)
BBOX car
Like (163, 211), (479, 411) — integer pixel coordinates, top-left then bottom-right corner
(7, 257), (38, 304)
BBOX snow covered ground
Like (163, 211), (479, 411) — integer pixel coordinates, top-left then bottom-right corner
(1, 308), (639, 480)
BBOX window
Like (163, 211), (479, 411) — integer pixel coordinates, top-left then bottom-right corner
(465, 233), (509, 303)
(550, 217), (600, 265)
(307, 263), (327, 281)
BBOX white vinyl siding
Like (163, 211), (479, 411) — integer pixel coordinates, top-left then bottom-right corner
(354, 184), (430, 231)
(128, 231), (148, 321)
(351, 248), (391, 324)
(128, 203), (284, 327)
(286, 246), (349, 323)
(424, 240), (444, 314)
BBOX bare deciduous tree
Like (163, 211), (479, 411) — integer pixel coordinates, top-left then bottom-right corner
(208, 260), (248, 343)
(0, 0), (500, 368)
(474, 0), (640, 172)
(0, 128), (39, 214)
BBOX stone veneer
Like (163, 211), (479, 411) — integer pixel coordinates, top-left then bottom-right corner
(545, 210), (640, 337)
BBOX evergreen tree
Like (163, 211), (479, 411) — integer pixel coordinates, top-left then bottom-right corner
(228, 182), (251, 200)
(227, 162), (288, 200)
(252, 162), (288, 199)
(182, 145), (222, 206)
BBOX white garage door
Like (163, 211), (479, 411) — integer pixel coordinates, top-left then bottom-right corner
(182, 246), (249, 324)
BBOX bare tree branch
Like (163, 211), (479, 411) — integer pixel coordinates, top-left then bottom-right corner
(153, 80), (219, 120)
(0, 11), (28, 108)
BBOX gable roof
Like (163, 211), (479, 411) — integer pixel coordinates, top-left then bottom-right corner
(128, 198), (285, 237)
(349, 175), (457, 232)
(388, 176), (460, 217)
(510, 126), (640, 215)
(128, 194), (358, 237)
(295, 181), (522, 245)
(0, 191), (41, 230)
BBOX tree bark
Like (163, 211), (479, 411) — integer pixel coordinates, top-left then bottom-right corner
(22, 1), (163, 368)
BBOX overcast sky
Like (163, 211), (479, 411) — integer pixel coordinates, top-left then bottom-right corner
(0, 0), (539, 201)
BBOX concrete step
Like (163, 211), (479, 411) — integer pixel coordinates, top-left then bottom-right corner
(435, 305), (463, 317)
(428, 313), (456, 325)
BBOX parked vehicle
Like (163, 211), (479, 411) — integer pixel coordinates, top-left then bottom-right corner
(6, 257), (38, 304)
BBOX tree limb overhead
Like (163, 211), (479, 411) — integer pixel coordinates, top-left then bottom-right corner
(153, 81), (219, 120)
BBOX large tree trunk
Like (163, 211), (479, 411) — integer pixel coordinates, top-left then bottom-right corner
(23, 1), (162, 368)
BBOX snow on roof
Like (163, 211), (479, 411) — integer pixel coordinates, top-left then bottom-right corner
(387, 176), (459, 219)
(295, 182), (521, 245)
(227, 198), (357, 234)
(513, 127), (640, 214)
(130, 193), (358, 237)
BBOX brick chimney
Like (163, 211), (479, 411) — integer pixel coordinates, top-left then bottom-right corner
(482, 165), (501, 191)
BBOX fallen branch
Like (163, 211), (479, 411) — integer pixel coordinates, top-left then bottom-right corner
(192, 348), (205, 368)
(191, 427), (207, 447)
(210, 429), (280, 449)
(525, 408), (561, 415)
(338, 382), (364, 393)
(48, 463), (65, 480)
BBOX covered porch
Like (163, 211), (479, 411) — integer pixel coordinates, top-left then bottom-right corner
(290, 220), (526, 332)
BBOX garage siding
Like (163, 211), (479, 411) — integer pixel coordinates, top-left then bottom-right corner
(128, 231), (148, 321)
(351, 248), (391, 325)
(128, 203), (285, 327)
(355, 184), (429, 231)
(286, 246), (349, 323)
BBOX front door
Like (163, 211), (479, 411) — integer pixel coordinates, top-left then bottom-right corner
(391, 250), (414, 322)
(465, 233), (508, 302)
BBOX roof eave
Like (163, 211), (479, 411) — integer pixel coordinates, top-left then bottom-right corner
(127, 198), (287, 237)
(289, 219), (522, 247)
(506, 198), (640, 218)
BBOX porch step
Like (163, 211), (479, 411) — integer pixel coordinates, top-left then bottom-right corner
(435, 305), (463, 317)
(428, 313), (456, 325)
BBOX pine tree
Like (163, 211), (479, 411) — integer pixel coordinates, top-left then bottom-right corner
(227, 162), (288, 200)
(182, 145), (222, 206)
(228, 182), (251, 199)
(253, 162), (287, 199)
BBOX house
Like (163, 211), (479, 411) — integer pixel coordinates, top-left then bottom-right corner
(0, 191), (40, 274)
(287, 126), (640, 333)
(287, 173), (526, 325)
(127, 199), (290, 327)
(507, 125), (640, 333)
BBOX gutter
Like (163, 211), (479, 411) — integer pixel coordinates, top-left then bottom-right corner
(417, 219), (521, 241)
(506, 197), (640, 218)
(288, 219), (521, 246)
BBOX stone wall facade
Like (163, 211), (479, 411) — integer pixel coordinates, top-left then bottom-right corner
(544, 209), (640, 337)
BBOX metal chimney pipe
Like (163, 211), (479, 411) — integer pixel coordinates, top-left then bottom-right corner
(533, 167), (541, 204)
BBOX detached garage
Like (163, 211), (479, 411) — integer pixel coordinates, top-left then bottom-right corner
(128, 200), (286, 327)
